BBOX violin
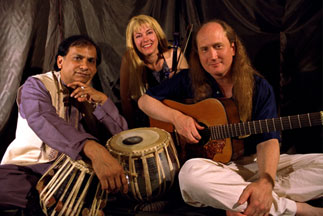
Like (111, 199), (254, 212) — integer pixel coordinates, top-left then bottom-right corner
(171, 32), (180, 72)
(170, 24), (193, 73)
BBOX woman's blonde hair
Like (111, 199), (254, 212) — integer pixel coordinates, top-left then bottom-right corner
(125, 14), (169, 100)
(190, 19), (262, 122)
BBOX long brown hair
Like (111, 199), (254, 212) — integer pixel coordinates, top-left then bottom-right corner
(190, 19), (262, 122)
(125, 15), (169, 100)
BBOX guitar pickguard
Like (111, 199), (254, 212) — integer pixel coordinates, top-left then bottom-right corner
(204, 139), (226, 160)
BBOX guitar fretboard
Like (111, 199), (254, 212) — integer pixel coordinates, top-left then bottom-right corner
(208, 112), (322, 139)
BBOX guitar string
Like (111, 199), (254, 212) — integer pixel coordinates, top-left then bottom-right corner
(204, 112), (321, 139)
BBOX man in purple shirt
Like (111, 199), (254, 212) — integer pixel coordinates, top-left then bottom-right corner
(0, 35), (128, 215)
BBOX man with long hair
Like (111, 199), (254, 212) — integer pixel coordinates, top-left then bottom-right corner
(138, 20), (323, 216)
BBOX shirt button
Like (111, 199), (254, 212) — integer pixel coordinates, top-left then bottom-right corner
(216, 91), (220, 95)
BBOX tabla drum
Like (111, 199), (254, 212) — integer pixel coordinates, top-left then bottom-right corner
(36, 154), (107, 216)
(106, 127), (180, 202)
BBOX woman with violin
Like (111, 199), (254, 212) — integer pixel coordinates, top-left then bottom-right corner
(120, 14), (189, 128)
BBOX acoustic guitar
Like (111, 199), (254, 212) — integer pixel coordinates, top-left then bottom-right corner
(150, 98), (323, 163)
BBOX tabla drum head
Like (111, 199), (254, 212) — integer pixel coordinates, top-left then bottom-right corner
(107, 127), (169, 155)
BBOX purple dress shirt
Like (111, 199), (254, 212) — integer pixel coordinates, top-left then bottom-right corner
(20, 76), (128, 161)
(0, 75), (128, 209)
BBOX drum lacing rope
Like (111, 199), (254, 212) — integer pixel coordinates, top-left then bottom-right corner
(164, 137), (180, 188)
(38, 154), (105, 216)
(154, 147), (165, 198)
(39, 155), (72, 207)
(129, 151), (143, 201)
(89, 183), (107, 215)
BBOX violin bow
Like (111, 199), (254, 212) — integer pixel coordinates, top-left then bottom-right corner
(175, 24), (193, 74)
(171, 32), (180, 72)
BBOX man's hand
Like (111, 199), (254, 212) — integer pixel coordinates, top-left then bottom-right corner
(83, 140), (128, 194)
(237, 176), (274, 216)
(68, 81), (108, 105)
(138, 94), (204, 143)
(173, 113), (204, 144)
(236, 139), (279, 215)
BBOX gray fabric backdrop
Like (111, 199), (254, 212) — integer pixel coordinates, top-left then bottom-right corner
(0, 0), (322, 158)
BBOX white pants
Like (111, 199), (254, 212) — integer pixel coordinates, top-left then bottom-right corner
(178, 154), (323, 216)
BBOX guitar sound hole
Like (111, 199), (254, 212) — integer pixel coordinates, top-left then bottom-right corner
(123, 136), (143, 145)
(198, 122), (210, 145)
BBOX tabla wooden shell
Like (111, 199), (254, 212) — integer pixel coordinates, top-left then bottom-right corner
(106, 127), (180, 202)
(37, 154), (106, 216)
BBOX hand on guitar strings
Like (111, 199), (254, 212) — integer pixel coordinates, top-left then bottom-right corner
(173, 113), (204, 144)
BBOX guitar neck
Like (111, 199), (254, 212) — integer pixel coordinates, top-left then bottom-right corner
(209, 111), (323, 139)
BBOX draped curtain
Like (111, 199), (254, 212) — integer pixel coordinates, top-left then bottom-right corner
(0, 0), (321, 158)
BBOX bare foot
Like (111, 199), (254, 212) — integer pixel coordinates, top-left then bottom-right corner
(226, 210), (247, 216)
(296, 202), (323, 216)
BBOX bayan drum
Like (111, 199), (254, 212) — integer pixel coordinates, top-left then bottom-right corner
(36, 154), (107, 216)
(106, 127), (180, 202)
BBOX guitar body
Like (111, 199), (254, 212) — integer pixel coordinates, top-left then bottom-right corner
(150, 98), (244, 163)
(150, 98), (322, 163)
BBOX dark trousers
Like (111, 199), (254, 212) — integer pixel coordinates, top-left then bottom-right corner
(0, 163), (49, 209)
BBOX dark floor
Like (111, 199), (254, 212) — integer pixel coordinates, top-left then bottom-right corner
(0, 184), (226, 216)
(102, 177), (226, 216)
(104, 192), (323, 216)
(104, 193), (226, 216)
(1, 186), (322, 216)
(1, 198), (322, 216)
(0, 195), (226, 216)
